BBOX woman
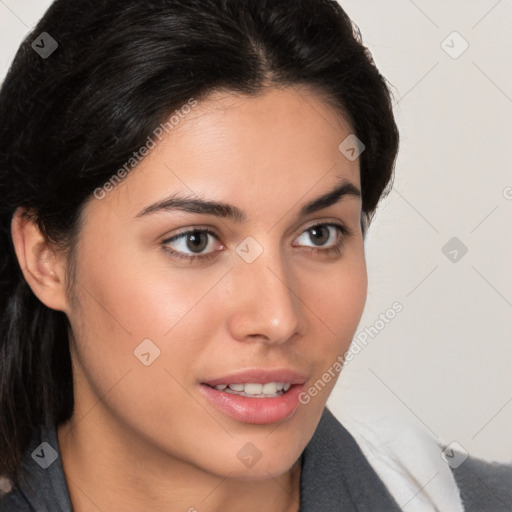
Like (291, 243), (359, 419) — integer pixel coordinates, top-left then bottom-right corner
(0, 1), (509, 511)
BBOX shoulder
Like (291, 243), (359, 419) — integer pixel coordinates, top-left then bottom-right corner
(453, 455), (512, 512)
(0, 422), (72, 512)
(0, 490), (32, 512)
(301, 408), (403, 510)
(331, 406), (511, 511)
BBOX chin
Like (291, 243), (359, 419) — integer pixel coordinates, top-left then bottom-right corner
(223, 457), (299, 481)
(190, 442), (302, 481)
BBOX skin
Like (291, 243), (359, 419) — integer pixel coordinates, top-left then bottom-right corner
(11, 86), (367, 512)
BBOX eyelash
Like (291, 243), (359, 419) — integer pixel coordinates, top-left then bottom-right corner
(161, 222), (351, 263)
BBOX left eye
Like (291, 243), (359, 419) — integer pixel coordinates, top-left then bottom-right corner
(294, 224), (341, 248)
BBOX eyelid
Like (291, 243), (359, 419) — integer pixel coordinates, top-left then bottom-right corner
(297, 217), (352, 238)
(162, 224), (221, 242)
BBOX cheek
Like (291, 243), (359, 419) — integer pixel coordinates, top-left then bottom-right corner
(71, 234), (225, 342)
(294, 251), (366, 408)
(66, 239), (230, 403)
(301, 248), (367, 351)
(65, 246), (223, 445)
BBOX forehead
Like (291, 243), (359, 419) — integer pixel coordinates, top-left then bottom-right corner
(85, 86), (360, 222)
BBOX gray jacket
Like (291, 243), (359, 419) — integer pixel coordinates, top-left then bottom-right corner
(1, 408), (510, 511)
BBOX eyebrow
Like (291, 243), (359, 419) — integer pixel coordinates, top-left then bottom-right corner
(135, 179), (361, 221)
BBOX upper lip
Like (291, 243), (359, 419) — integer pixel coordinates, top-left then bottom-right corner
(201, 368), (308, 387)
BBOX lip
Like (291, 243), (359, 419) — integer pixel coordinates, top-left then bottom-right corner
(199, 368), (307, 425)
(201, 368), (307, 387)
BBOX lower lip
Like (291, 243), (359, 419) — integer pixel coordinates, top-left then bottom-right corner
(199, 384), (304, 424)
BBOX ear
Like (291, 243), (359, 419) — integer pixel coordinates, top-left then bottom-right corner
(10, 208), (70, 313)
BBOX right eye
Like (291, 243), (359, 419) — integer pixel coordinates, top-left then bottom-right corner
(162, 229), (224, 261)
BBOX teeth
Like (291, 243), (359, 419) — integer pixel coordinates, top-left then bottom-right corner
(245, 383), (263, 395)
(262, 382), (277, 394)
(211, 382), (292, 397)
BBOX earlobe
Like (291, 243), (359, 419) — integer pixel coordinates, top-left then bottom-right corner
(10, 208), (70, 312)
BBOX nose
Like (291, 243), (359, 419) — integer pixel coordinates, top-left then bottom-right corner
(225, 249), (306, 345)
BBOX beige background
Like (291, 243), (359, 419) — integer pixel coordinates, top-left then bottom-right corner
(1, 0), (511, 462)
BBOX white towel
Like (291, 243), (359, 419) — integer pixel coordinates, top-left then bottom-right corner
(339, 410), (465, 511)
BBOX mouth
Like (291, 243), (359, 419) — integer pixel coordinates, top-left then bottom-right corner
(199, 369), (307, 424)
(205, 381), (292, 398)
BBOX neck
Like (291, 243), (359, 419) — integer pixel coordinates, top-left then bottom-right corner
(57, 408), (302, 512)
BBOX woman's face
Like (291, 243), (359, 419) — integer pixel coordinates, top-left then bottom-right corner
(64, 86), (367, 479)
